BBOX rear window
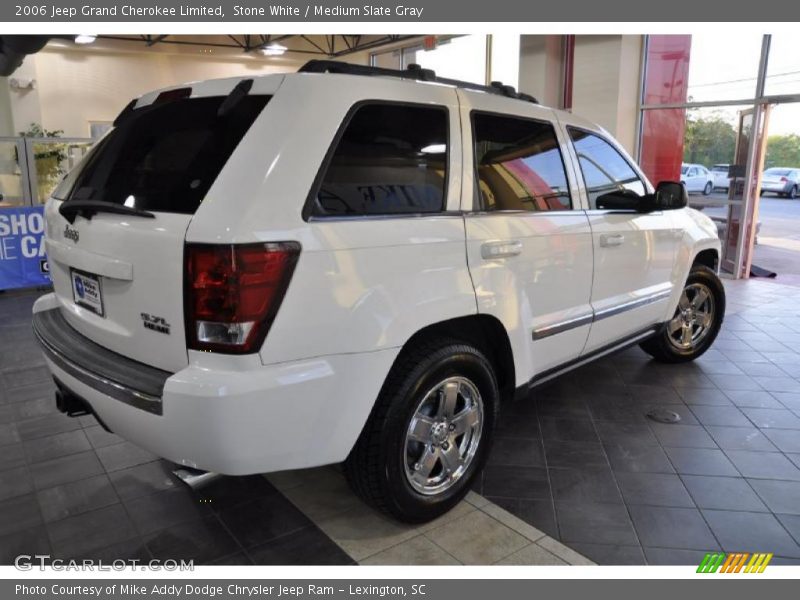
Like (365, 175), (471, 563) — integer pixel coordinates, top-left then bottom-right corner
(712, 165), (728, 172)
(765, 168), (791, 176)
(53, 94), (269, 214)
(309, 102), (448, 217)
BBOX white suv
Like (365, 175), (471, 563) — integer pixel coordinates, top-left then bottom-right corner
(33, 61), (724, 522)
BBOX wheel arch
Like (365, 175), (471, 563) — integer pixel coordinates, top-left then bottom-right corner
(394, 314), (516, 403)
(693, 248), (719, 272)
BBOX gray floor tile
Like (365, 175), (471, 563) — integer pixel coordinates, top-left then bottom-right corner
(123, 488), (214, 536)
(748, 479), (800, 514)
(487, 436), (545, 467)
(594, 420), (659, 446)
(706, 426), (779, 452)
(741, 408), (800, 430)
(689, 405), (752, 427)
(554, 502), (638, 545)
(762, 429), (800, 453)
(15, 413), (82, 441)
(677, 388), (732, 406)
(726, 450), (800, 481)
(615, 472), (694, 508)
(649, 423), (717, 449)
(539, 418), (599, 443)
(0, 443), (25, 471)
(47, 503), (138, 557)
(486, 496), (557, 539)
(702, 510), (800, 558)
(30, 450), (104, 490)
(776, 514), (800, 546)
(23, 430), (91, 464)
(568, 542), (646, 565)
(629, 505), (719, 550)
(725, 390), (784, 409)
(84, 425), (123, 449)
(543, 440), (608, 468)
(642, 546), (709, 566)
(681, 474), (768, 512)
(96, 441), (157, 472)
(144, 515), (239, 564)
(0, 466), (33, 501)
(0, 493), (42, 537)
(549, 467), (622, 504)
(0, 526), (51, 565)
(108, 461), (179, 500)
(482, 465), (551, 500)
(603, 440), (675, 474)
(36, 474), (119, 522)
(664, 447), (739, 476)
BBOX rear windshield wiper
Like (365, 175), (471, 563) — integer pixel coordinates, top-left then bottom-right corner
(59, 200), (156, 224)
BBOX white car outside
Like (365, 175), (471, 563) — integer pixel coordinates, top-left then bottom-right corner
(711, 164), (731, 191)
(33, 61), (725, 522)
(681, 163), (715, 195)
(761, 167), (800, 199)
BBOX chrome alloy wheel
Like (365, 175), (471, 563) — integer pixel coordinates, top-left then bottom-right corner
(404, 376), (484, 496)
(667, 282), (716, 350)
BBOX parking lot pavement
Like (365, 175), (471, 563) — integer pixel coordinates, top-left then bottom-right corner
(3, 276), (799, 566)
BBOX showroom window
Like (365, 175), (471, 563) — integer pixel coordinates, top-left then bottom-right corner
(312, 102), (449, 217)
(569, 128), (645, 208)
(471, 112), (571, 212)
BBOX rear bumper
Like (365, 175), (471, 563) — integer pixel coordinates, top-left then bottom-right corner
(33, 294), (398, 475)
(761, 182), (792, 193)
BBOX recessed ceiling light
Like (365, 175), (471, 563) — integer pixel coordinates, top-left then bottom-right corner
(260, 43), (287, 56)
(74, 34), (97, 45)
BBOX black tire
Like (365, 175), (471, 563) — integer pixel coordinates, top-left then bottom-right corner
(344, 338), (498, 523)
(789, 186), (798, 200)
(640, 265), (725, 363)
(703, 182), (713, 196)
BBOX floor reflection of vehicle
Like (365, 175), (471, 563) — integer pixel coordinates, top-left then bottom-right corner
(761, 167), (800, 199)
(681, 163), (714, 195)
(711, 164), (731, 191)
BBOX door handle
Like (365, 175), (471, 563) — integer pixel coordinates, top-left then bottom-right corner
(481, 240), (523, 259)
(600, 234), (625, 248)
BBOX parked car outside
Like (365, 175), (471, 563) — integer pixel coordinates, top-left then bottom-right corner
(761, 167), (800, 199)
(681, 163), (714, 195)
(711, 164), (731, 191)
(32, 60), (725, 522)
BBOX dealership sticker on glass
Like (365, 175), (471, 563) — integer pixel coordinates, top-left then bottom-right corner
(70, 269), (104, 317)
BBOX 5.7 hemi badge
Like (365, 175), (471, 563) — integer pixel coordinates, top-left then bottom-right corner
(141, 313), (171, 335)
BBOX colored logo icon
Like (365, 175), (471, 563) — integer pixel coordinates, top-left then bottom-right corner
(697, 552), (773, 573)
(74, 276), (85, 298)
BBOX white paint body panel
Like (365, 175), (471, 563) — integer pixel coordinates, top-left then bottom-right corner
(36, 71), (721, 475)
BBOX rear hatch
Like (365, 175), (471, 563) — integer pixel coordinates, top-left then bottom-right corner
(762, 169), (790, 186)
(44, 86), (270, 372)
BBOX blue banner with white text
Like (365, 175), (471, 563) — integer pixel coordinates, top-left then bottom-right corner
(0, 206), (51, 291)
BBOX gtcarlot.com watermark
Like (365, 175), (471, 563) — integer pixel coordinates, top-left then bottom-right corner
(14, 555), (194, 572)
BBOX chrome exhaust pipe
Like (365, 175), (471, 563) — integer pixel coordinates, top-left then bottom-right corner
(172, 467), (222, 490)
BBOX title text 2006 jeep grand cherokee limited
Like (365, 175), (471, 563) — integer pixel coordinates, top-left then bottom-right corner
(33, 60), (724, 522)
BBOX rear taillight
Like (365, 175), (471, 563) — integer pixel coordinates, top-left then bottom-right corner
(780, 177), (788, 183)
(185, 242), (300, 354)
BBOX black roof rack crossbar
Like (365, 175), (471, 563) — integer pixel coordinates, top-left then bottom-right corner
(298, 59), (538, 104)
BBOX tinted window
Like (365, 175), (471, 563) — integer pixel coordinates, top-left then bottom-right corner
(312, 103), (448, 217)
(569, 128), (646, 208)
(471, 113), (571, 212)
(765, 168), (791, 176)
(54, 95), (269, 214)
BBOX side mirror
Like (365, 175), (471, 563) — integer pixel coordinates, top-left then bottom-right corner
(595, 189), (642, 211)
(654, 181), (688, 210)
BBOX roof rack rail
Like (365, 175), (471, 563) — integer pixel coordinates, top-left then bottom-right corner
(298, 59), (539, 104)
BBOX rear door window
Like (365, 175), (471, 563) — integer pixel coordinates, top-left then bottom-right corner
(53, 94), (270, 214)
(310, 102), (449, 217)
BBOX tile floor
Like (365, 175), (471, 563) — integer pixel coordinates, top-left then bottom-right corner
(2, 276), (799, 566)
(473, 278), (800, 565)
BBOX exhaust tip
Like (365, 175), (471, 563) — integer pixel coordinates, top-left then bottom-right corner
(173, 467), (222, 491)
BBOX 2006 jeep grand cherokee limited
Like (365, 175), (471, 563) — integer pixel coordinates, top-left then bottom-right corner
(33, 60), (724, 523)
